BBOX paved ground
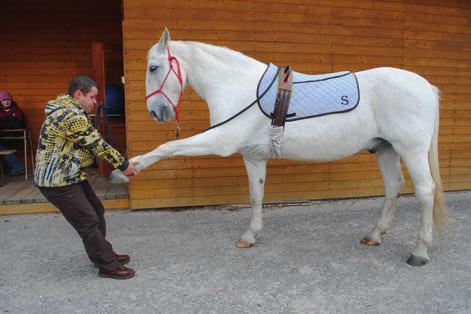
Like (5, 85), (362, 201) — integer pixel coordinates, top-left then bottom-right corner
(0, 191), (470, 313)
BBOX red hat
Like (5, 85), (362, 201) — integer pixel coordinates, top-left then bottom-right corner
(0, 91), (12, 101)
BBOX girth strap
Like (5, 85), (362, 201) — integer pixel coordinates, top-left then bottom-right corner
(271, 65), (293, 127)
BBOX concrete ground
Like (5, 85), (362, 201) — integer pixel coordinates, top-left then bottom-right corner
(0, 191), (469, 314)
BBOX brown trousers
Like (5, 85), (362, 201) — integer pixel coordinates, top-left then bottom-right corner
(39, 180), (120, 271)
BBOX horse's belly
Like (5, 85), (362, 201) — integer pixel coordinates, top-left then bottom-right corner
(280, 98), (377, 161)
(281, 130), (374, 161)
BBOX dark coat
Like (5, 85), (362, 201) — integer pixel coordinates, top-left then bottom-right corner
(0, 102), (25, 129)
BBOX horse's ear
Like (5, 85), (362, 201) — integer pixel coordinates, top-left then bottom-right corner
(157, 27), (171, 53)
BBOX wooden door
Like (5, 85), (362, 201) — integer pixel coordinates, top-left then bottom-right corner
(91, 41), (124, 176)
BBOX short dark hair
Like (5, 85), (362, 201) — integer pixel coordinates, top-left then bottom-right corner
(68, 75), (98, 97)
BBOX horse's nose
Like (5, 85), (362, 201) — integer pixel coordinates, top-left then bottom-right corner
(150, 110), (157, 119)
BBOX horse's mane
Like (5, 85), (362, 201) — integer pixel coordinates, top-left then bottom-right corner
(184, 41), (258, 65)
(148, 40), (259, 67)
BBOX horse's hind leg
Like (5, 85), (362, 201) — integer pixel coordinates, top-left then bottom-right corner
(398, 149), (435, 266)
(235, 157), (267, 248)
(362, 145), (404, 246)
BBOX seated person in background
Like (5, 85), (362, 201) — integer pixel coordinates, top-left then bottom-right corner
(0, 90), (25, 176)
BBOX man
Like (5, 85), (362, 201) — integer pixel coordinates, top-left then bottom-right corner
(35, 76), (136, 279)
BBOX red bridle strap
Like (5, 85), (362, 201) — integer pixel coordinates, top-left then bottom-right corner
(145, 47), (183, 122)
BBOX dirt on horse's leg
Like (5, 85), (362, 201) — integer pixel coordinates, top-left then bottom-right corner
(236, 157), (267, 248)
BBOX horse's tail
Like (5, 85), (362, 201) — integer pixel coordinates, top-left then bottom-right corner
(429, 85), (448, 232)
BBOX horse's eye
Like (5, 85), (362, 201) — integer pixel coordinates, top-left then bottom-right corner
(149, 65), (158, 72)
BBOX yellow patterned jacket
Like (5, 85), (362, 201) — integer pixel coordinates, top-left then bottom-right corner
(34, 94), (128, 187)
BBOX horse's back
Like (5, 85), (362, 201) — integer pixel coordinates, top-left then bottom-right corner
(355, 67), (436, 101)
(355, 67), (438, 115)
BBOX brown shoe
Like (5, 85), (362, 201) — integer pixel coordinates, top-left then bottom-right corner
(98, 265), (135, 280)
(114, 253), (130, 265)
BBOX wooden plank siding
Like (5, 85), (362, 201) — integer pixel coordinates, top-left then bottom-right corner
(0, 0), (123, 164)
(123, 0), (471, 209)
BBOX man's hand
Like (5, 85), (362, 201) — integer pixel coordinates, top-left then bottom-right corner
(129, 156), (144, 173)
(122, 163), (136, 177)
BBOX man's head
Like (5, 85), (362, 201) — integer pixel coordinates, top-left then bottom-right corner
(68, 76), (98, 113)
(0, 91), (12, 109)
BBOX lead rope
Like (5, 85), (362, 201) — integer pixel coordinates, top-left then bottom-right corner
(203, 67), (279, 133)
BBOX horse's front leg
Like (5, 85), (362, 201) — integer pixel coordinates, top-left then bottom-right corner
(130, 130), (237, 172)
(235, 157), (267, 248)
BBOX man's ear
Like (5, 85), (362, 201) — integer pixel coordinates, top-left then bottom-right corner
(156, 27), (171, 53)
(72, 89), (83, 101)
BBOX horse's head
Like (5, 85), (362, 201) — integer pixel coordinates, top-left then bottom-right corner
(145, 28), (186, 123)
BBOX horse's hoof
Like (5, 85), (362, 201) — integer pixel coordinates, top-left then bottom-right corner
(406, 254), (429, 266)
(360, 236), (380, 246)
(235, 239), (255, 248)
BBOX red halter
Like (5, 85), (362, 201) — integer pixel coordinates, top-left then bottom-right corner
(145, 48), (183, 123)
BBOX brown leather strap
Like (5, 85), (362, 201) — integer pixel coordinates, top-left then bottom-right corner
(271, 65), (293, 127)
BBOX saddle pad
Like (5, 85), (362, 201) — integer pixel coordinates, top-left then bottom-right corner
(257, 63), (360, 122)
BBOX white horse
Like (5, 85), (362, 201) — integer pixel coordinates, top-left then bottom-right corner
(130, 28), (447, 266)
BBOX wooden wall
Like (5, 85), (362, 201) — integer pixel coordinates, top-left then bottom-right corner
(123, 0), (471, 209)
(0, 0), (123, 164)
